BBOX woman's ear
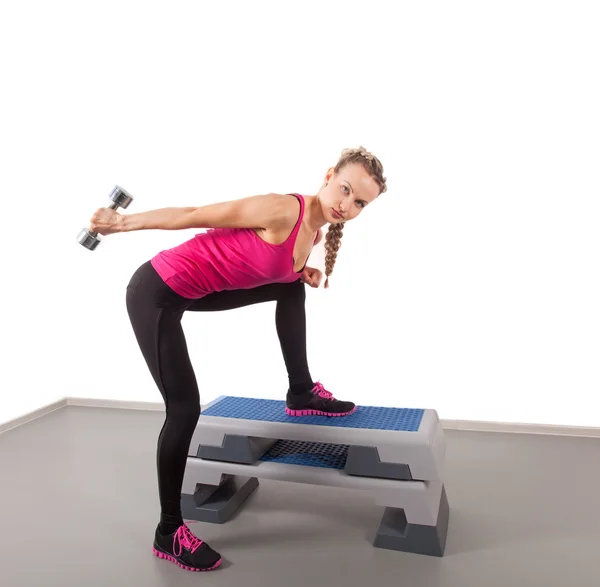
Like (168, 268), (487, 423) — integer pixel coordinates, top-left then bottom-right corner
(324, 167), (335, 184)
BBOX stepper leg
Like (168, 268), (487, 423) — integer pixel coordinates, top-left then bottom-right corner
(373, 485), (449, 556)
(181, 475), (259, 524)
(195, 435), (277, 463)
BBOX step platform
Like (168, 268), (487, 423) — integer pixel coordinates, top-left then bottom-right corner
(182, 395), (450, 557)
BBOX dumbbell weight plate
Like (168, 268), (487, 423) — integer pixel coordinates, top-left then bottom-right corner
(109, 186), (134, 209)
(77, 228), (100, 250)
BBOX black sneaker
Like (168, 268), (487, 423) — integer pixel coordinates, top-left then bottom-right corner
(152, 524), (222, 572)
(285, 381), (356, 417)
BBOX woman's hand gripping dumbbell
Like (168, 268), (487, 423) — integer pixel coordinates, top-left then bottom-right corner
(77, 185), (134, 250)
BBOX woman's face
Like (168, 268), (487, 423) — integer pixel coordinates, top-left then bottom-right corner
(320, 163), (380, 224)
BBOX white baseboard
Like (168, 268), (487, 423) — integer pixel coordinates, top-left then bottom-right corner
(2, 396), (600, 439)
(67, 396), (165, 412)
(440, 418), (600, 438)
(0, 397), (68, 435)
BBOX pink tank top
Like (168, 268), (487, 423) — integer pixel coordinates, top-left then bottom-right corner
(150, 193), (314, 299)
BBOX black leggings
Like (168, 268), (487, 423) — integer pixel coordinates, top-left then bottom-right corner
(125, 260), (313, 527)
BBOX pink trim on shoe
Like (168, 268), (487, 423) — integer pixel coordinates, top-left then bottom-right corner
(285, 406), (356, 417)
(152, 546), (222, 572)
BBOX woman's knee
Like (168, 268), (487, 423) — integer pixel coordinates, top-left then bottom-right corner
(166, 399), (201, 426)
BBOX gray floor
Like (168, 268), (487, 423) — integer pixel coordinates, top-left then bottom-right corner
(1, 406), (600, 587)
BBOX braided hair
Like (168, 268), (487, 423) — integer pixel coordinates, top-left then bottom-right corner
(323, 146), (387, 288)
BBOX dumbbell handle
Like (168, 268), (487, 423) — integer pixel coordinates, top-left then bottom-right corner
(86, 200), (121, 238)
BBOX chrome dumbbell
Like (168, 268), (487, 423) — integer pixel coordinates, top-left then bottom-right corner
(77, 185), (133, 250)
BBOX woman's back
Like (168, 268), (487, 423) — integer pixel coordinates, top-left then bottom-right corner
(151, 193), (310, 299)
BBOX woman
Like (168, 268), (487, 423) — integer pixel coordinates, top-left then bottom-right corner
(88, 146), (387, 571)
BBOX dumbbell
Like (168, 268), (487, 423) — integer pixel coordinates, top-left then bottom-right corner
(77, 185), (134, 250)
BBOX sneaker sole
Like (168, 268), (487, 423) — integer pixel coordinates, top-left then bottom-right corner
(152, 546), (222, 572)
(285, 406), (356, 417)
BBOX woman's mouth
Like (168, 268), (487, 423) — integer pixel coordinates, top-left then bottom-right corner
(332, 209), (343, 220)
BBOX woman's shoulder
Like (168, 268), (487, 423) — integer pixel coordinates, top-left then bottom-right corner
(264, 192), (305, 225)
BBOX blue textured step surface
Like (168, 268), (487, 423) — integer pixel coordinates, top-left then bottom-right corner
(260, 439), (349, 469)
(202, 396), (424, 432)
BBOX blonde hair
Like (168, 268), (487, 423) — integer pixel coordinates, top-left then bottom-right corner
(323, 146), (387, 288)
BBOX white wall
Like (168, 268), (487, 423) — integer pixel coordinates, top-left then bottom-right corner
(1, 0), (598, 428)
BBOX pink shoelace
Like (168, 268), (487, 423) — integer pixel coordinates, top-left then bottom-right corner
(312, 381), (334, 400)
(173, 525), (203, 556)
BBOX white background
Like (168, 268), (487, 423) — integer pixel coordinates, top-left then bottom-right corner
(0, 0), (598, 428)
